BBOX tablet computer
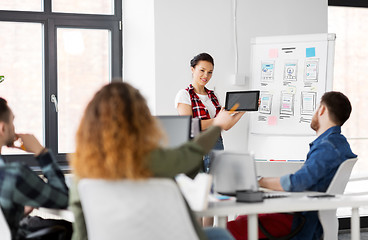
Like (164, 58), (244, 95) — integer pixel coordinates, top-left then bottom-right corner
(225, 91), (260, 111)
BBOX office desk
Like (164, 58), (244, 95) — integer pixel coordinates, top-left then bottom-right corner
(195, 193), (368, 240)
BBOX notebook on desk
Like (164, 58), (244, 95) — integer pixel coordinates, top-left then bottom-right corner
(209, 151), (290, 199)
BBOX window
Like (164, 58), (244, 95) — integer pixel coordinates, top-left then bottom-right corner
(328, 1), (368, 221)
(0, 0), (122, 168)
(0, 1), (42, 12)
(0, 22), (44, 155)
(328, 5), (368, 179)
(57, 28), (111, 153)
(52, 0), (113, 15)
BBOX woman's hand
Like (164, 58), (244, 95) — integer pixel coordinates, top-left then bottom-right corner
(213, 108), (245, 131)
(213, 108), (234, 129)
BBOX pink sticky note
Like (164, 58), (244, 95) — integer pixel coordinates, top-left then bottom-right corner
(269, 48), (278, 58)
(268, 116), (277, 126)
(282, 103), (290, 109)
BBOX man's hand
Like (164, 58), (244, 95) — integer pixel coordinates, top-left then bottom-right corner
(24, 206), (34, 216)
(259, 177), (284, 191)
(14, 134), (44, 156)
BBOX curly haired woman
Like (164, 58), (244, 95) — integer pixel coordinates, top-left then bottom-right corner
(69, 82), (236, 240)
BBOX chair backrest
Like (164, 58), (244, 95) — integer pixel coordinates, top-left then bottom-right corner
(0, 208), (11, 240)
(326, 158), (358, 195)
(78, 178), (199, 240)
(319, 158), (358, 240)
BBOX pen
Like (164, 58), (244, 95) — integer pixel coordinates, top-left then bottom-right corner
(20, 144), (26, 151)
(229, 103), (239, 114)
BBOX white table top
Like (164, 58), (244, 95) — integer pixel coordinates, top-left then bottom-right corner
(195, 193), (368, 217)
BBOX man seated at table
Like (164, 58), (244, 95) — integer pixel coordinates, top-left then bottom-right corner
(0, 97), (69, 239)
(227, 91), (357, 240)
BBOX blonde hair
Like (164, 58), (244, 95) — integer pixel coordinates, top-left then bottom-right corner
(71, 82), (164, 180)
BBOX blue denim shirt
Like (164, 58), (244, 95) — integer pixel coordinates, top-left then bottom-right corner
(280, 126), (357, 239)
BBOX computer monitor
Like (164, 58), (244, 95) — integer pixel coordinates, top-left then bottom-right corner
(156, 115), (192, 148)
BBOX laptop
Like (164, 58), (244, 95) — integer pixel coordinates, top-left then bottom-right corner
(156, 115), (192, 148)
(209, 151), (290, 198)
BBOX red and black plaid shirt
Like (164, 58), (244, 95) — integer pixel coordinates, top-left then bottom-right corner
(186, 84), (221, 120)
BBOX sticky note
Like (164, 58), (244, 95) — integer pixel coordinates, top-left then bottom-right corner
(268, 116), (277, 126)
(216, 195), (231, 200)
(268, 48), (278, 58)
(306, 47), (316, 58)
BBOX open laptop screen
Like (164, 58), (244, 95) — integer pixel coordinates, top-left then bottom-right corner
(210, 151), (258, 195)
(156, 115), (192, 148)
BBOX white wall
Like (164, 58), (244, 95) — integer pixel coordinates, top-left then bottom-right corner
(122, 0), (156, 112)
(123, 0), (328, 151)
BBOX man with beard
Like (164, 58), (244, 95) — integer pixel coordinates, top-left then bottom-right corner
(0, 97), (68, 239)
(227, 91), (357, 240)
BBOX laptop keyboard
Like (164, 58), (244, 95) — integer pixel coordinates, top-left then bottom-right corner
(263, 191), (290, 199)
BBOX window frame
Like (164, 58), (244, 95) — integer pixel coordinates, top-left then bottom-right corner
(0, 0), (122, 169)
(329, 0), (368, 8)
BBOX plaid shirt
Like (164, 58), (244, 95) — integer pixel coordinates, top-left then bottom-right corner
(186, 84), (221, 120)
(0, 150), (69, 238)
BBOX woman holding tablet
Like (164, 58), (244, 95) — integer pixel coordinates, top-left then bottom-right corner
(175, 53), (245, 173)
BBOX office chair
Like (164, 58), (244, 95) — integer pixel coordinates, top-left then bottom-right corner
(78, 178), (199, 240)
(318, 158), (358, 240)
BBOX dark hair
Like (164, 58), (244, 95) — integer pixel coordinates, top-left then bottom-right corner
(0, 97), (11, 123)
(321, 91), (352, 126)
(190, 53), (214, 68)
